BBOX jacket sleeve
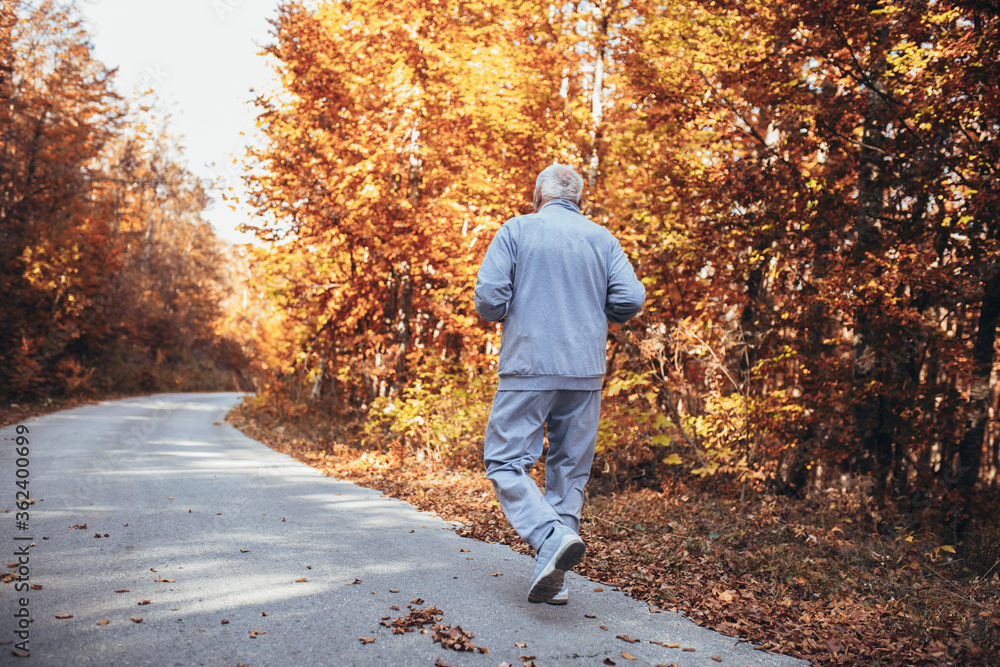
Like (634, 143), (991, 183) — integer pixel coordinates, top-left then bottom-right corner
(605, 235), (645, 324)
(474, 223), (516, 322)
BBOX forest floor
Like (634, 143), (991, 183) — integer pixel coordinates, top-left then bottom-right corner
(228, 402), (1000, 667)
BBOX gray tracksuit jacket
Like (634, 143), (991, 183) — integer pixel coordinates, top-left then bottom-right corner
(474, 198), (646, 391)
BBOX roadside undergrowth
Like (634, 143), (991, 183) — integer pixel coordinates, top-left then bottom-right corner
(227, 400), (999, 666)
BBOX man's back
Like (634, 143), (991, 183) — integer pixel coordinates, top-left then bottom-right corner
(475, 198), (645, 391)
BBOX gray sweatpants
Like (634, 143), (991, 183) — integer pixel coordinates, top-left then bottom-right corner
(483, 389), (601, 552)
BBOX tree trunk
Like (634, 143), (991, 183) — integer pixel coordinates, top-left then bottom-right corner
(309, 345), (327, 403)
(739, 234), (769, 382)
(955, 264), (1000, 491)
(142, 187), (157, 272)
(391, 261), (413, 393)
(852, 24), (893, 488)
(586, 8), (608, 193)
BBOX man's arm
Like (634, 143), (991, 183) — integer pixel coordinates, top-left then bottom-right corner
(475, 224), (516, 322)
(605, 236), (645, 324)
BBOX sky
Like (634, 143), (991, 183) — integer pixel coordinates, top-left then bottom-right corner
(79, 0), (283, 244)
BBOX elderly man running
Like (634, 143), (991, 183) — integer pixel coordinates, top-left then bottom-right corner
(474, 163), (646, 604)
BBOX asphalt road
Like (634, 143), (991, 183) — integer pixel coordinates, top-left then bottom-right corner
(0, 393), (807, 667)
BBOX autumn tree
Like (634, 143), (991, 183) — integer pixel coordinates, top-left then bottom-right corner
(0, 0), (250, 400)
(615, 0), (1000, 502)
(244, 0), (600, 408)
(0, 0), (126, 397)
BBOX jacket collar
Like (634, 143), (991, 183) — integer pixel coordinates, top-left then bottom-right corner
(539, 198), (582, 215)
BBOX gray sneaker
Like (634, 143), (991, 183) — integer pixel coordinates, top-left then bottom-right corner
(527, 525), (585, 603)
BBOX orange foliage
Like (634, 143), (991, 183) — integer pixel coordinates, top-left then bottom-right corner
(0, 0), (250, 400)
(239, 1), (1000, 517)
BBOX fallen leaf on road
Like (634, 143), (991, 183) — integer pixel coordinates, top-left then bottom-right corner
(711, 658), (723, 663)
(54, 614), (73, 619)
(515, 642), (527, 647)
(603, 659), (616, 666)
(30, 585), (42, 590)
(390, 605), (443, 634)
(345, 578), (361, 585)
(490, 572), (502, 576)
(150, 568), (156, 572)
(250, 630), (266, 638)
(433, 623), (478, 652)
(240, 549), (249, 553)
(600, 625), (609, 630)
(682, 647), (696, 651)
(410, 597), (425, 604)
(69, 524), (87, 529)
(622, 652), (637, 661)
(389, 589), (400, 593)
(154, 576), (174, 582)
(434, 659), (449, 667)
(617, 634), (639, 643)
(12, 650), (29, 657)
(129, 617), (142, 623)
(594, 587), (604, 591)
(97, 620), (109, 626)
(93, 533), (102, 538)
(114, 589), (129, 593)
(295, 577), (308, 582)
(459, 548), (470, 552)
(221, 620), (230, 625)
(585, 614), (596, 618)
(137, 600), (151, 606)
(477, 646), (489, 654)
(359, 637), (375, 644)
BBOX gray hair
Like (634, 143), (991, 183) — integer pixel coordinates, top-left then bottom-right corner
(535, 163), (584, 202)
